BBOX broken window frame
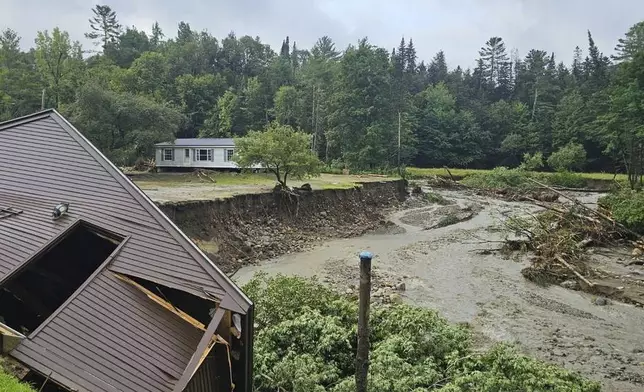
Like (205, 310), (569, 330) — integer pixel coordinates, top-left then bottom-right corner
(0, 219), (128, 339)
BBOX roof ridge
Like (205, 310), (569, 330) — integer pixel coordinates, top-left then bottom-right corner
(46, 110), (251, 312)
(0, 109), (55, 132)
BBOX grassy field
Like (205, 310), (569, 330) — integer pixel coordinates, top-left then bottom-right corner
(407, 167), (627, 181)
(131, 172), (395, 202)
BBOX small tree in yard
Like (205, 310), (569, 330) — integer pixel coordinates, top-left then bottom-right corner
(235, 122), (322, 188)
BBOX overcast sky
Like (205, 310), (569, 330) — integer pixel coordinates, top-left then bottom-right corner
(1, 0), (642, 68)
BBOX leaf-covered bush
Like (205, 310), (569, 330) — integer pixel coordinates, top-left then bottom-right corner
(243, 273), (600, 392)
(600, 190), (644, 233)
(547, 143), (587, 172)
(519, 152), (545, 171)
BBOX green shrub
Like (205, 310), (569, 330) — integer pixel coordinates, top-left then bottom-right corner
(547, 143), (587, 172)
(439, 345), (600, 392)
(519, 152), (544, 171)
(461, 167), (534, 190)
(243, 274), (599, 392)
(600, 190), (644, 233)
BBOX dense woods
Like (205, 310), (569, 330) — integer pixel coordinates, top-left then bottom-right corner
(1, 5), (644, 175)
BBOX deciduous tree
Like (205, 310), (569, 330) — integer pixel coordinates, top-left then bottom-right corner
(235, 122), (321, 187)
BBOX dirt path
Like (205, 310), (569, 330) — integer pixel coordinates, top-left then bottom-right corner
(233, 189), (644, 391)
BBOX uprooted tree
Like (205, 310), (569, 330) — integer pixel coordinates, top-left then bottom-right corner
(234, 122), (322, 188)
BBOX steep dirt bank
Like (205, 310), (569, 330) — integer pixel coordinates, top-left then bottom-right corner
(158, 180), (407, 273)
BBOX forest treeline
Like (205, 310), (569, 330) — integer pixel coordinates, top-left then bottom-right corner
(1, 5), (644, 174)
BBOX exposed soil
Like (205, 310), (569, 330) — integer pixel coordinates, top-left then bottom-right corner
(233, 188), (644, 391)
(158, 180), (407, 273)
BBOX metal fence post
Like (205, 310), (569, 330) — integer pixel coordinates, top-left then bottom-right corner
(356, 251), (373, 392)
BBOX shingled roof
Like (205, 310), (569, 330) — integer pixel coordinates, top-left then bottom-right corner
(0, 110), (253, 392)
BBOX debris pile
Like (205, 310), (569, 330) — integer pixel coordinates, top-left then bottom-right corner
(506, 183), (639, 293)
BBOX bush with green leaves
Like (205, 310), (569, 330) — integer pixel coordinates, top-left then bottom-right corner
(519, 152), (544, 171)
(243, 273), (600, 392)
(600, 190), (644, 233)
(547, 143), (587, 172)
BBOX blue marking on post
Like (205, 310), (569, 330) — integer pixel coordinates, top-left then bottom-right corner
(359, 251), (373, 262)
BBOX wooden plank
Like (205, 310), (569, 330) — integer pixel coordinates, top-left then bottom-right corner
(113, 272), (211, 331)
(173, 307), (225, 392)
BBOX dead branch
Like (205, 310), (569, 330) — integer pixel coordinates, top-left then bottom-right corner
(555, 255), (595, 288)
(527, 177), (641, 239)
(443, 166), (456, 182)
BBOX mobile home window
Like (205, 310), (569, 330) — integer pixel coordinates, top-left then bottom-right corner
(225, 149), (234, 162)
(163, 149), (174, 161)
(196, 149), (213, 161)
(184, 149), (190, 158)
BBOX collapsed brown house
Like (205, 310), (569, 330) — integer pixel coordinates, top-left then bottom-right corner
(0, 110), (253, 392)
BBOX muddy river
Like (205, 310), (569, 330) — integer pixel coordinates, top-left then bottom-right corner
(233, 189), (644, 391)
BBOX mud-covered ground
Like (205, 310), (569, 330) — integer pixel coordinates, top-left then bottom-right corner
(234, 189), (644, 391)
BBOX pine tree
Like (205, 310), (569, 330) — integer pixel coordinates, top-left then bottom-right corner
(150, 22), (164, 48)
(585, 31), (610, 90)
(177, 22), (194, 43)
(572, 46), (584, 83)
(478, 37), (509, 88)
(280, 36), (290, 58)
(311, 36), (339, 61)
(291, 41), (299, 70)
(613, 21), (644, 62)
(406, 38), (416, 74)
(85, 5), (121, 50)
(428, 50), (448, 85)
(396, 37), (406, 73)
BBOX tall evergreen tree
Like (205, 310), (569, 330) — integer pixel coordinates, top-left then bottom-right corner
(85, 5), (121, 50)
(280, 36), (290, 58)
(406, 38), (417, 74)
(479, 37), (509, 88)
(150, 22), (164, 48)
(428, 50), (448, 85)
(311, 36), (340, 61)
(572, 46), (584, 83)
(613, 21), (644, 62)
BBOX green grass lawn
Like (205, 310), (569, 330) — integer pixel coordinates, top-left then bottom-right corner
(407, 167), (627, 182)
(132, 172), (393, 189)
(130, 172), (397, 202)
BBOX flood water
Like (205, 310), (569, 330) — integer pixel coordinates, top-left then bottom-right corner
(233, 189), (644, 391)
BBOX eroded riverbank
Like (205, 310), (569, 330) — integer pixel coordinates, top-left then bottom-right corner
(233, 189), (644, 391)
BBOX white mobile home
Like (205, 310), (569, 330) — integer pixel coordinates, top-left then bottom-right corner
(155, 138), (241, 169)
